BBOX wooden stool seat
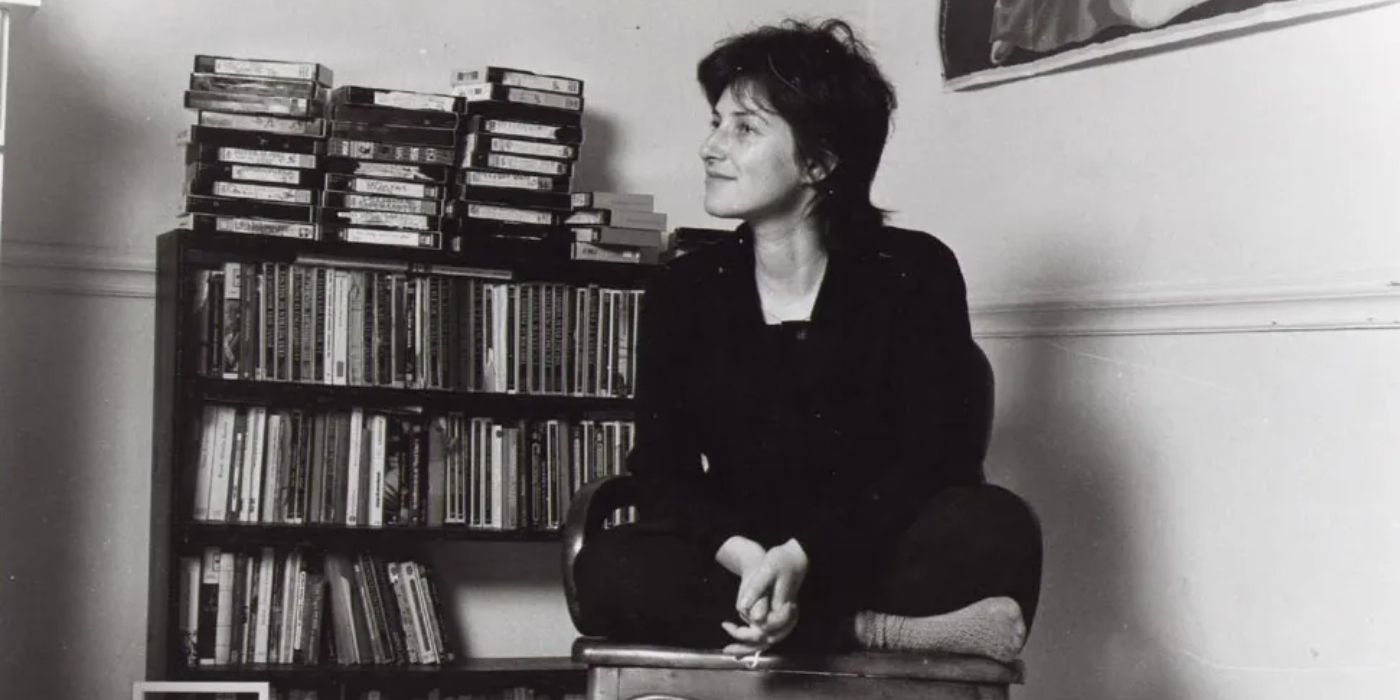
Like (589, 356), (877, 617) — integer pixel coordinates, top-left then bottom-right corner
(573, 637), (1024, 700)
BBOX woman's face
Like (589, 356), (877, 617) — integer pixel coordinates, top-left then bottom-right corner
(699, 85), (812, 225)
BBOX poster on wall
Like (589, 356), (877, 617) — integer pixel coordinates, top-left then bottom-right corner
(940, 0), (1398, 89)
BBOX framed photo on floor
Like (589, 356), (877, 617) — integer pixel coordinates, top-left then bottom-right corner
(132, 680), (271, 700)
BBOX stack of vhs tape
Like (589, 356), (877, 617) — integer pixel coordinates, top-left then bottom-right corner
(565, 191), (670, 265)
(181, 55), (333, 240)
(322, 86), (462, 251)
(447, 66), (585, 256)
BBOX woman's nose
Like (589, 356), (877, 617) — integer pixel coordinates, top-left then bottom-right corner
(699, 128), (724, 163)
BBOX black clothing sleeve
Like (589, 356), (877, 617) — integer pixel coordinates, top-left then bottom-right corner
(792, 236), (984, 578)
(625, 268), (745, 559)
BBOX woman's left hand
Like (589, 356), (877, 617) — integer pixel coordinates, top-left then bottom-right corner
(737, 539), (809, 618)
(722, 601), (799, 656)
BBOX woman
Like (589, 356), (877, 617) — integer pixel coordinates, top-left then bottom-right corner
(574, 18), (1042, 659)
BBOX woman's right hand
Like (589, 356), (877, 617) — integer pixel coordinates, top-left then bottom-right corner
(716, 536), (774, 627)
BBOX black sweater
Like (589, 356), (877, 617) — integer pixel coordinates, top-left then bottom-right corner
(626, 224), (985, 585)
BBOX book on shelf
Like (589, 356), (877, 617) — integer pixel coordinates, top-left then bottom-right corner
(180, 547), (452, 668)
(191, 261), (641, 397)
(188, 401), (635, 532)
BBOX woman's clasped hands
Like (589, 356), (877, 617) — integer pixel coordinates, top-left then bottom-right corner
(716, 536), (809, 656)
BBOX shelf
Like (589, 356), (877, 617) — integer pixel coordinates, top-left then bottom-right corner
(189, 377), (635, 415)
(171, 228), (656, 288)
(180, 522), (563, 547)
(174, 656), (586, 687)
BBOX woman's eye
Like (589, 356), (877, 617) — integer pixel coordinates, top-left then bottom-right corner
(737, 123), (756, 135)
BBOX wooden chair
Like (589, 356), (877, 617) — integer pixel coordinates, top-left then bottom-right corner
(560, 344), (1027, 699)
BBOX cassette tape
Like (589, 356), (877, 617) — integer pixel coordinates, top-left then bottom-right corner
(185, 143), (319, 170)
(331, 86), (462, 113)
(328, 103), (460, 130)
(570, 191), (655, 211)
(452, 185), (572, 211)
(179, 212), (319, 240)
(193, 55), (334, 86)
(189, 73), (328, 100)
(197, 112), (326, 137)
(453, 82), (583, 113)
(328, 138), (455, 166)
(571, 240), (660, 265)
(453, 201), (557, 227)
(184, 125), (325, 155)
(460, 99), (583, 128)
(323, 225), (444, 250)
(462, 114), (583, 144)
(461, 151), (572, 178)
(463, 133), (575, 161)
(188, 162), (326, 188)
(323, 157), (450, 184)
(569, 225), (666, 249)
(450, 66), (584, 96)
(325, 173), (442, 200)
(458, 168), (570, 193)
(323, 191), (440, 216)
(322, 206), (443, 232)
(186, 176), (318, 206)
(185, 195), (317, 223)
(328, 121), (457, 148)
(184, 90), (322, 119)
(563, 208), (668, 231)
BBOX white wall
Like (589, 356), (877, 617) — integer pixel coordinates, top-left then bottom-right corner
(862, 4), (1400, 697)
(2, 1), (1398, 698)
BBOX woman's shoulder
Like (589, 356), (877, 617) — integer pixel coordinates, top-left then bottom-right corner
(642, 234), (747, 307)
(654, 235), (747, 285)
(858, 225), (963, 285)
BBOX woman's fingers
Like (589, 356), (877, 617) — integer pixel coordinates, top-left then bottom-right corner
(763, 601), (794, 631)
(720, 620), (769, 644)
(772, 571), (794, 610)
(723, 641), (766, 656)
(736, 566), (775, 614)
(747, 596), (770, 627)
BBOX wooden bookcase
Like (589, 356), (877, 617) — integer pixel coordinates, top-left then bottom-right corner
(148, 228), (649, 698)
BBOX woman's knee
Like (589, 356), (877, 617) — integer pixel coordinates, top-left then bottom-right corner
(921, 483), (1042, 554)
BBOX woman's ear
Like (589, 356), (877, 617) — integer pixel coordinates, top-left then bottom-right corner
(803, 150), (838, 186)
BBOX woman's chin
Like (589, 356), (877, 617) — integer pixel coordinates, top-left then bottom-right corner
(702, 201), (745, 220)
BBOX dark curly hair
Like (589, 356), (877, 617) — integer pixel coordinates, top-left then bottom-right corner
(697, 18), (897, 246)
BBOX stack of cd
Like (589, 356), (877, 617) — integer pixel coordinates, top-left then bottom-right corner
(322, 86), (462, 251)
(446, 66), (585, 255)
(565, 191), (670, 265)
(180, 55), (333, 240)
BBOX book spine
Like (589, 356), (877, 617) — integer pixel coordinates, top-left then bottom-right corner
(178, 556), (202, 667)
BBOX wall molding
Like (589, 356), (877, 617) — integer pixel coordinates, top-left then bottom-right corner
(3, 239), (1399, 336)
(972, 281), (1400, 337)
(0, 238), (155, 298)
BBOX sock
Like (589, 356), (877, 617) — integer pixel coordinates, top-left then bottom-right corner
(852, 596), (1027, 662)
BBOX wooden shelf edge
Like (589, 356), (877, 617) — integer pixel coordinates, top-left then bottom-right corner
(180, 522), (564, 545)
(188, 377), (636, 414)
(173, 656), (586, 681)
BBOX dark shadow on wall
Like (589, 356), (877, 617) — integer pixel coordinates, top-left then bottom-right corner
(981, 244), (1186, 699)
(0, 10), (146, 700)
(572, 110), (622, 194)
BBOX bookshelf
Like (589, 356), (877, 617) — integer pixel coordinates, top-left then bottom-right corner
(148, 228), (651, 698)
